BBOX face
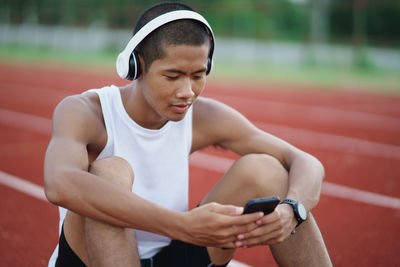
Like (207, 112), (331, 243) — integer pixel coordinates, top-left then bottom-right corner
(136, 43), (209, 128)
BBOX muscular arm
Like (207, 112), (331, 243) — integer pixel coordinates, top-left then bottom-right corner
(44, 95), (183, 234)
(192, 97), (325, 212)
(44, 94), (261, 247)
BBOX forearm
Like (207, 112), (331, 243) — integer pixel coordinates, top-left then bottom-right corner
(285, 151), (325, 211)
(45, 169), (184, 239)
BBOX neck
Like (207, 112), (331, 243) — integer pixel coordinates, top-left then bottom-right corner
(120, 82), (168, 130)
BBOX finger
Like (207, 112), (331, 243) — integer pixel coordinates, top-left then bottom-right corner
(238, 220), (282, 242)
(255, 210), (281, 226)
(227, 221), (260, 239)
(210, 203), (244, 216)
(230, 211), (264, 227)
(241, 227), (284, 247)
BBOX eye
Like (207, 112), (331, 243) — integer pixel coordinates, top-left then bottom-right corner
(193, 75), (204, 80)
(164, 75), (179, 81)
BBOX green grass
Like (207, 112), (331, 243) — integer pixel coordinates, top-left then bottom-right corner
(1, 43), (399, 94)
(0, 44), (116, 68)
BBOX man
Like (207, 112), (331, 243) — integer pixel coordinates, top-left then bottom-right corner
(45, 2), (332, 267)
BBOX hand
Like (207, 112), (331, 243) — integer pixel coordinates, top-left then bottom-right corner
(235, 204), (298, 248)
(180, 202), (264, 248)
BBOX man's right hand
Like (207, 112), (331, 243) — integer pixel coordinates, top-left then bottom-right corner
(179, 202), (264, 248)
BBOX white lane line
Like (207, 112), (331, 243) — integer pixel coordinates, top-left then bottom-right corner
(228, 260), (253, 267)
(1, 82), (66, 96)
(322, 182), (400, 210)
(1, 108), (400, 160)
(2, 153), (400, 212)
(0, 108), (51, 135)
(4, 81), (400, 130)
(0, 155), (399, 267)
(257, 122), (400, 160)
(0, 170), (253, 267)
(190, 152), (234, 173)
(1, 109), (400, 210)
(2, 150), (399, 211)
(189, 152), (400, 210)
(0, 170), (47, 201)
(213, 94), (400, 132)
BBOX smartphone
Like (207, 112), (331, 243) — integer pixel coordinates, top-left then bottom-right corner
(243, 196), (280, 215)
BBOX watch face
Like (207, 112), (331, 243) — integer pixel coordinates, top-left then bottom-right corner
(297, 203), (307, 220)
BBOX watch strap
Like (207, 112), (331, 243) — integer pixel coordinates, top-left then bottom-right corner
(281, 199), (305, 227)
(281, 199), (297, 206)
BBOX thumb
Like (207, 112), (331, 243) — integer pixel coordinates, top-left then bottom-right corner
(212, 203), (244, 216)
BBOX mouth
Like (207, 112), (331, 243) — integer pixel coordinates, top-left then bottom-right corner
(171, 102), (192, 114)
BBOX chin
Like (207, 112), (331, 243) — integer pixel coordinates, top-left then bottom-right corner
(167, 112), (187, 122)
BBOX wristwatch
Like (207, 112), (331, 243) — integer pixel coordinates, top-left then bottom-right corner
(280, 199), (307, 227)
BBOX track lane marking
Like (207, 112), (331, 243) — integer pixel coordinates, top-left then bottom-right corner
(228, 260), (252, 267)
(4, 82), (400, 127)
(2, 151), (399, 212)
(321, 182), (400, 210)
(212, 94), (400, 132)
(0, 172), (251, 267)
(0, 171), (47, 201)
(256, 122), (400, 160)
(0, 108), (51, 135)
(1, 108), (400, 160)
(2, 108), (400, 209)
(189, 152), (400, 210)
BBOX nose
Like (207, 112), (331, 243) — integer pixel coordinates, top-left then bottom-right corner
(176, 78), (195, 99)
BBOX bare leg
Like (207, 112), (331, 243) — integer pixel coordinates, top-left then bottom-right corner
(270, 213), (332, 267)
(201, 154), (332, 266)
(63, 156), (140, 267)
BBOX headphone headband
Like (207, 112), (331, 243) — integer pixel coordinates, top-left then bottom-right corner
(116, 10), (215, 80)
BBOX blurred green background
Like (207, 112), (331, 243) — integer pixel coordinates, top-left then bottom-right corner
(1, 0), (399, 92)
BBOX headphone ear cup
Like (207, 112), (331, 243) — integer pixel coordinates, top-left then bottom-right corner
(206, 57), (212, 75)
(127, 51), (141, 80)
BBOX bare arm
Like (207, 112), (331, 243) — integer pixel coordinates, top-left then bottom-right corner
(226, 127), (324, 212)
(44, 95), (180, 231)
(44, 94), (262, 247)
(193, 97), (325, 212)
(193, 97), (325, 246)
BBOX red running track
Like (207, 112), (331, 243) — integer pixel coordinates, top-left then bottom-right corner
(0, 61), (399, 266)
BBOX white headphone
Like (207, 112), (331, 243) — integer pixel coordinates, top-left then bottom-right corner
(116, 10), (215, 80)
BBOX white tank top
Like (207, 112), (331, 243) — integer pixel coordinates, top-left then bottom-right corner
(48, 85), (192, 266)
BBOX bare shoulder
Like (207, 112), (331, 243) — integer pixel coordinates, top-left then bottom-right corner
(192, 96), (257, 151)
(193, 97), (229, 130)
(52, 91), (105, 143)
(192, 97), (297, 161)
(193, 96), (242, 121)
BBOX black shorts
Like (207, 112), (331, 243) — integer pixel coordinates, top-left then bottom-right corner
(55, 224), (229, 267)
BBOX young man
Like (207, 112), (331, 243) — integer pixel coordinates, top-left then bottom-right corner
(45, 2), (332, 267)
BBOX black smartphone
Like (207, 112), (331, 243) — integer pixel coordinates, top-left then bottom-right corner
(243, 196), (280, 215)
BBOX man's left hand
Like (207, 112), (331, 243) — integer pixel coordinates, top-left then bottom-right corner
(234, 204), (297, 248)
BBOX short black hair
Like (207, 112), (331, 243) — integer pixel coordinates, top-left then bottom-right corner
(134, 2), (211, 72)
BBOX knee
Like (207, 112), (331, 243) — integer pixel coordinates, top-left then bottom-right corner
(234, 154), (289, 198)
(89, 156), (134, 189)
